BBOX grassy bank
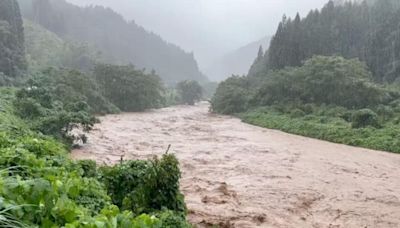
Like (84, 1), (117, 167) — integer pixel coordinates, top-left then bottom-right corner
(240, 107), (400, 153)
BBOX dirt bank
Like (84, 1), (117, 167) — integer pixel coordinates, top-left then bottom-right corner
(71, 103), (400, 227)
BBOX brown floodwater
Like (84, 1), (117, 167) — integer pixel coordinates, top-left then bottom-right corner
(72, 102), (400, 228)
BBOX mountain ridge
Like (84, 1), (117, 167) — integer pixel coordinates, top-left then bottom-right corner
(18, 0), (207, 84)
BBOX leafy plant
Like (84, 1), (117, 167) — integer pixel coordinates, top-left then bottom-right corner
(100, 154), (186, 215)
(352, 109), (380, 128)
(99, 160), (149, 208)
(130, 154), (186, 214)
(76, 160), (98, 178)
(13, 74), (98, 144)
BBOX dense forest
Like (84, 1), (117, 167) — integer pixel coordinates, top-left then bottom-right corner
(213, 0), (400, 153)
(250, 0), (400, 83)
(18, 0), (207, 85)
(0, 0), (25, 79)
(24, 19), (101, 73)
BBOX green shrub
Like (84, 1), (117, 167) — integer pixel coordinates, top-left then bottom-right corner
(176, 80), (203, 105)
(352, 109), (380, 128)
(29, 68), (119, 114)
(0, 85), (191, 227)
(156, 210), (192, 228)
(14, 85), (97, 144)
(290, 109), (305, 118)
(101, 154), (186, 215)
(340, 111), (354, 122)
(270, 104), (287, 114)
(0, 130), (191, 227)
(99, 160), (149, 208)
(375, 105), (395, 121)
(77, 160), (98, 178)
(324, 106), (348, 118)
(211, 76), (250, 114)
(94, 64), (165, 112)
(301, 103), (315, 114)
(131, 154), (186, 214)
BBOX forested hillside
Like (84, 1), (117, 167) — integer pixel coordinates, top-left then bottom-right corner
(18, 0), (207, 84)
(0, 0), (26, 79)
(213, 0), (400, 153)
(250, 0), (400, 83)
(24, 19), (101, 73)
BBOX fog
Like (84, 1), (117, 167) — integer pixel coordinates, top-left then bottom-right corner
(67, 0), (328, 69)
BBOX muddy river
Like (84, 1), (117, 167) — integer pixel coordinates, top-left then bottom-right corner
(72, 103), (400, 228)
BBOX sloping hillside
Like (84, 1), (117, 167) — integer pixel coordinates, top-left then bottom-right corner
(19, 0), (207, 84)
(205, 36), (270, 81)
(24, 19), (100, 72)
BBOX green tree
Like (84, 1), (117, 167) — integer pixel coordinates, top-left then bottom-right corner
(255, 56), (387, 108)
(94, 64), (165, 112)
(31, 68), (118, 114)
(176, 80), (203, 105)
(0, 0), (26, 78)
(13, 80), (98, 144)
(249, 0), (400, 82)
(352, 109), (380, 128)
(211, 76), (250, 114)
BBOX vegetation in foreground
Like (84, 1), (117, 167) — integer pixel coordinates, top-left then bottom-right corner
(240, 105), (400, 153)
(0, 88), (191, 227)
(0, 1), (195, 226)
(212, 55), (400, 153)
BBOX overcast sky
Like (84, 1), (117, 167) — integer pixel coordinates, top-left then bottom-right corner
(66, 0), (329, 68)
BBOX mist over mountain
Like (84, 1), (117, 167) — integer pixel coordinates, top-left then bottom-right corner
(65, 0), (328, 78)
(204, 36), (271, 81)
(18, 0), (207, 84)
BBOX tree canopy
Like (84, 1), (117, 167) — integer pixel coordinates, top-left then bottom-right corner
(213, 56), (398, 114)
(249, 0), (400, 83)
(94, 64), (165, 112)
(176, 80), (203, 105)
(0, 0), (26, 78)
